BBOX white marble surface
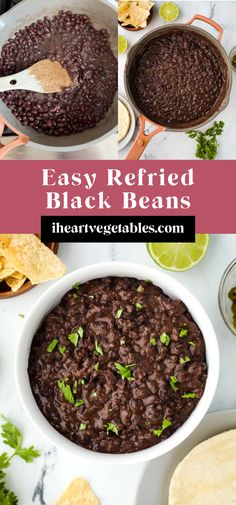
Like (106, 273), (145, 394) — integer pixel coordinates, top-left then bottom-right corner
(119, 1), (236, 160)
(0, 236), (236, 503)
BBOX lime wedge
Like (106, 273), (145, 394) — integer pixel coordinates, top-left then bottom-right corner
(118, 35), (128, 55)
(159, 2), (179, 22)
(147, 235), (209, 271)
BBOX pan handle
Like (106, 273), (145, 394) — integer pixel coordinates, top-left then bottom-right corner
(0, 115), (29, 160)
(126, 116), (165, 160)
(186, 14), (223, 43)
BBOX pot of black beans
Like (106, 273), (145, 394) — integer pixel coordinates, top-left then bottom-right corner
(0, 0), (117, 153)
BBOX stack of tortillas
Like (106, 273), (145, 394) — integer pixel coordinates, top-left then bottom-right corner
(169, 430), (236, 505)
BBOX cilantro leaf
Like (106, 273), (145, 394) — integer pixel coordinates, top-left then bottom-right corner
(57, 380), (74, 404)
(115, 308), (123, 319)
(169, 376), (179, 392)
(114, 362), (135, 381)
(1, 417), (22, 450)
(182, 392), (197, 399)
(104, 423), (119, 435)
(160, 332), (170, 346)
(94, 340), (103, 356)
(47, 339), (58, 353)
(135, 302), (144, 310)
(186, 121), (224, 160)
(150, 337), (157, 346)
(14, 446), (40, 463)
(179, 356), (191, 365)
(68, 326), (84, 347)
(153, 418), (172, 437)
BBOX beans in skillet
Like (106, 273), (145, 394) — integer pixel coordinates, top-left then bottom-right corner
(130, 30), (227, 127)
(0, 11), (117, 136)
(28, 277), (207, 454)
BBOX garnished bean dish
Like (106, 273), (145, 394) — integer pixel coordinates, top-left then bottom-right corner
(28, 276), (207, 454)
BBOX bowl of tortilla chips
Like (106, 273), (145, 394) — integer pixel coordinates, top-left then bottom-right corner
(118, 1), (155, 31)
(0, 234), (66, 298)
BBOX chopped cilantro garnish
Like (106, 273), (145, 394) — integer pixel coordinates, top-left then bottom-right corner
(68, 326), (84, 347)
(144, 279), (153, 284)
(135, 302), (144, 310)
(182, 392), (196, 399)
(73, 282), (80, 289)
(150, 337), (157, 346)
(80, 378), (86, 385)
(75, 399), (85, 408)
(104, 423), (119, 435)
(79, 423), (87, 430)
(179, 328), (188, 337)
(169, 376), (179, 392)
(58, 380), (74, 404)
(115, 308), (123, 319)
(94, 340), (103, 356)
(114, 362), (135, 381)
(91, 391), (97, 398)
(47, 339), (58, 353)
(72, 293), (78, 299)
(136, 284), (144, 293)
(179, 356), (191, 365)
(94, 362), (100, 371)
(160, 332), (170, 346)
(188, 341), (195, 347)
(73, 381), (78, 394)
(18, 313), (25, 318)
(153, 418), (172, 437)
(59, 345), (66, 355)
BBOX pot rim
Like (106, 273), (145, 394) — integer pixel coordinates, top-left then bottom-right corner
(124, 22), (232, 131)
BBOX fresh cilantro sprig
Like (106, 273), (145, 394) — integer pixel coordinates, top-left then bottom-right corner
(0, 416), (40, 504)
(114, 362), (135, 381)
(153, 418), (172, 437)
(186, 121), (224, 160)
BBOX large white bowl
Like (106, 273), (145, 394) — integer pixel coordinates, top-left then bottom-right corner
(15, 262), (219, 465)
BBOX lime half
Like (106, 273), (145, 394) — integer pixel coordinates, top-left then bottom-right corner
(118, 35), (128, 55)
(159, 2), (179, 22)
(147, 235), (209, 272)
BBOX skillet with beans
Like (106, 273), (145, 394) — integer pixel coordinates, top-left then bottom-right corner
(130, 30), (227, 127)
(28, 277), (207, 454)
(0, 11), (117, 136)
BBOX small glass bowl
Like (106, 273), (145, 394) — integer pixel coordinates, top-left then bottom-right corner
(229, 47), (236, 72)
(218, 258), (236, 335)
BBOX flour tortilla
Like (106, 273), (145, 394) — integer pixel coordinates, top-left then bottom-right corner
(118, 100), (130, 142)
(169, 430), (236, 505)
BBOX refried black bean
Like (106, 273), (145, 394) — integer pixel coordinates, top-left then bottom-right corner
(28, 277), (207, 454)
(0, 11), (117, 136)
(130, 30), (227, 127)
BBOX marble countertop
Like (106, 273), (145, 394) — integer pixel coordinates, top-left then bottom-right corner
(119, 1), (236, 160)
(1, 235), (236, 504)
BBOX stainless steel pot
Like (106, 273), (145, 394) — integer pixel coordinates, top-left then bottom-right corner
(124, 14), (232, 160)
(0, 0), (117, 158)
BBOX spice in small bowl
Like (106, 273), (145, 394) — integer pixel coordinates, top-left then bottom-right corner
(229, 48), (236, 71)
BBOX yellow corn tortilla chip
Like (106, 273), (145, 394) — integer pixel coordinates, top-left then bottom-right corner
(0, 234), (66, 285)
(137, 1), (154, 11)
(0, 255), (15, 280)
(118, 1), (131, 22)
(5, 275), (27, 292)
(129, 3), (150, 26)
(55, 478), (99, 505)
(10, 271), (25, 280)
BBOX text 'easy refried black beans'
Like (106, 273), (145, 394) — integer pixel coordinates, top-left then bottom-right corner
(131, 30), (227, 127)
(0, 11), (117, 136)
(28, 277), (207, 454)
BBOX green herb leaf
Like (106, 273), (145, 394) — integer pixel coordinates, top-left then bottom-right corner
(73, 282), (80, 289)
(169, 376), (179, 392)
(153, 418), (172, 437)
(115, 308), (123, 319)
(182, 392), (196, 399)
(80, 378), (86, 385)
(72, 293), (78, 299)
(104, 423), (119, 435)
(150, 337), (157, 346)
(57, 380), (74, 404)
(14, 446), (41, 463)
(58, 345), (66, 355)
(1, 417), (22, 450)
(79, 423), (87, 431)
(18, 314), (25, 319)
(68, 326), (84, 347)
(47, 339), (59, 353)
(114, 362), (135, 381)
(179, 356), (191, 365)
(160, 332), (170, 346)
(179, 328), (188, 338)
(186, 121), (224, 160)
(135, 302), (144, 310)
(77, 326), (84, 338)
(188, 341), (196, 347)
(136, 284), (144, 293)
(74, 399), (85, 408)
(94, 340), (103, 356)
(91, 392), (97, 398)
(73, 381), (78, 394)
(94, 362), (100, 371)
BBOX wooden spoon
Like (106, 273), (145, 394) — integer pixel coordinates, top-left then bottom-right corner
(0, 59), (74, 93)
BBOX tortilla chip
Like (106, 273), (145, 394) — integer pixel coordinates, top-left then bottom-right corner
(55, 478), (99, 505)
(0, 234), (66, 285)
(137, 1), (154, 10)
(0, 255), (15, 280)
(118, 1), (130, 22)
(5, 275), (27, 292)
(129, 3), (150, 26)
